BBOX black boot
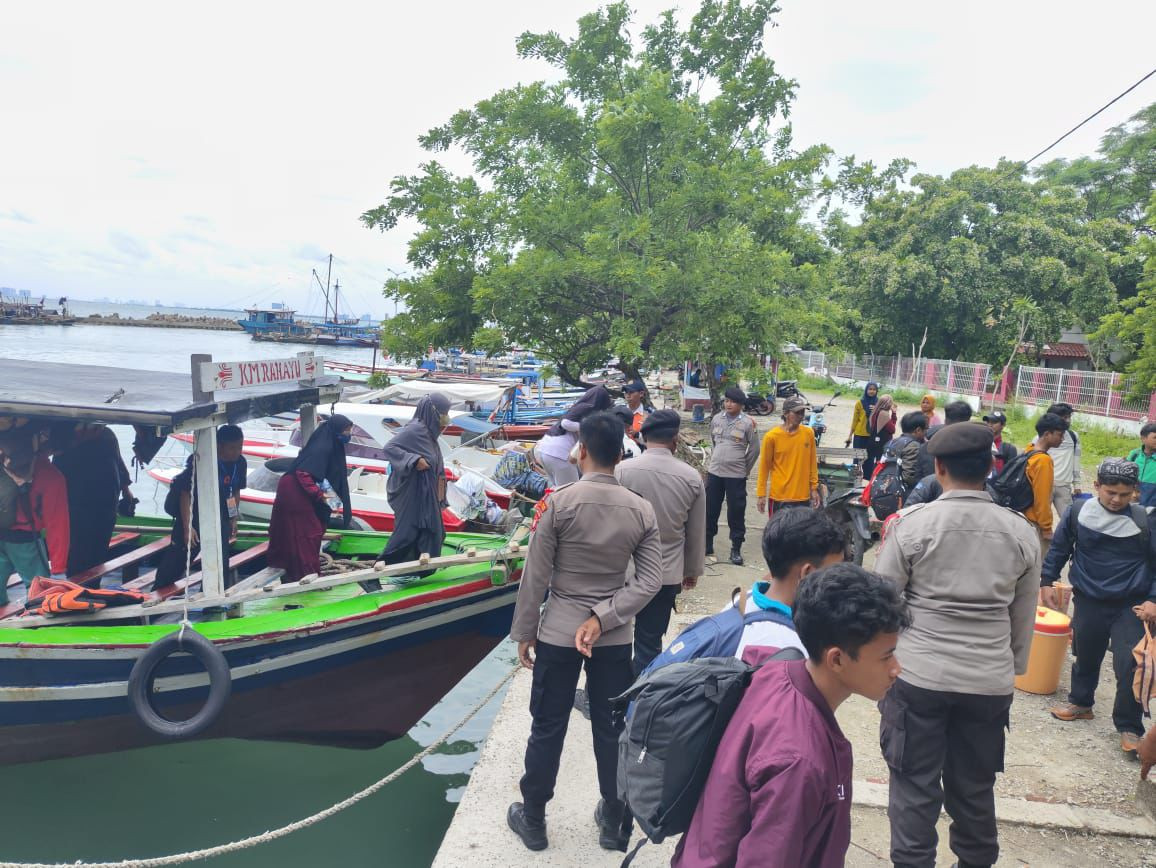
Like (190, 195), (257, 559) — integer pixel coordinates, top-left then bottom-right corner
(729, 544), (743, 566)
(594, 798), (632, 852)
(507, 802), (548, 851)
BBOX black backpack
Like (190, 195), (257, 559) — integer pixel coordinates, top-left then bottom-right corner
(1066, 498), (1151, 555)
(869, 453), (905, 520)
(987, 451), (1035, 512)
(612, 647), (804, 865)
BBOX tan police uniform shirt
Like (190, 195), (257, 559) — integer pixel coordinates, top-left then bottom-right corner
(510, 473), (664, 648)
(873, 489), (1041, 695)
(706, 411), (760, 479)
(616, 445), (707, 586)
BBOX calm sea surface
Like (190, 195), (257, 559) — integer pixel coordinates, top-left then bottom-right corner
(0, 308), (514, 867)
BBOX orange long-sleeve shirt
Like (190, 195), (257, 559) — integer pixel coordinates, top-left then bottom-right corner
(755, 425), (818, 502)
(1022, 445), (1054, 534)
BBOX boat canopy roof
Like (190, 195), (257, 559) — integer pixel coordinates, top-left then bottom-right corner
(0, 358), (341, 430)
(352, 379), (513, 406)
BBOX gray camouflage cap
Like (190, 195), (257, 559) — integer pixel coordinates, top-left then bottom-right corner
(1097, 458), (1139, 485)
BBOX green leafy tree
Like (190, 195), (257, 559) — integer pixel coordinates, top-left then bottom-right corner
(837, 162), (1129, 363)
(362, 1), (856, 397)
(1093, 192), (1156, 396)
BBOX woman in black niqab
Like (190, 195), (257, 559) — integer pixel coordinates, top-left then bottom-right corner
(267, 414), (354, 581)
(377, 394), (452, 572)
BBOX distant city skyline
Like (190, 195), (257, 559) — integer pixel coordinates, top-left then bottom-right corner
(2, 0), (1154, 310)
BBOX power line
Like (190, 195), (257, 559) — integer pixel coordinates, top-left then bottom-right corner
(1020, 66), (1156, 168)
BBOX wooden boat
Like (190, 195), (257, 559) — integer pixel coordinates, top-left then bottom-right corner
(0, 354), (525, 767)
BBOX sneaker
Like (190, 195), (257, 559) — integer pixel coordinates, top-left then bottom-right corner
(1121, 732), (1142, 754)
(1049, 703), (1094, 722)
(729, 545), (743, 566)
(507, 802), (548, 851)
(573, 688), (591, 720)
(594, 798), (632, 852)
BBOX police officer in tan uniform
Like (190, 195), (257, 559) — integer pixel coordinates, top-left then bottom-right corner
(874, 423), (1040, 868)
(616, 409), (706, 674)
(507, 411), (664, 854)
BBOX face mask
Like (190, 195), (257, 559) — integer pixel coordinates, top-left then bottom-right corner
(338, 433), (352, 444)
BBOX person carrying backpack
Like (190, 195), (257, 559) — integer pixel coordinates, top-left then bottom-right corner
(671, 564), (910, 867)
(1043, 458), (1156, 756)
(868, 411), (926, 521)
(1021, 413), (1069, 550)
(734, 508), (848, 658)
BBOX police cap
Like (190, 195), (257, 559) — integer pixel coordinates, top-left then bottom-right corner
(925, 421), (994, 457)
(640, 409), (681, 440)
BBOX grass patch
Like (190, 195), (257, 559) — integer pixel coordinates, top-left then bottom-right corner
(1003, 406), (1138, 478)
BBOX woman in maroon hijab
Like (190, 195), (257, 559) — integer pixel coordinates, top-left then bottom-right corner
(267, 415), (352, 581)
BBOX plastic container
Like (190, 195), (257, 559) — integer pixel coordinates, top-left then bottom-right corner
(1014, 607), (1072, 695)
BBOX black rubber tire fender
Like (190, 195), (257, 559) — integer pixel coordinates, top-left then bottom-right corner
(127, 628), (231, 739)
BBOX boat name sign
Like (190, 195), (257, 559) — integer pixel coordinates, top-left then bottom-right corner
(200, 352), (319, 392)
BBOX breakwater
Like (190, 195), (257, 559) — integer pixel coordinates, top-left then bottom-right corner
(80, 312), (242, 330)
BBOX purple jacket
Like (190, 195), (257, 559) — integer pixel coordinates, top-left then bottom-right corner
(672, 652), (853, 868)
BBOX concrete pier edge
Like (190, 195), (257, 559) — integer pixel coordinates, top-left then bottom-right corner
(435, 668), (1156, 867)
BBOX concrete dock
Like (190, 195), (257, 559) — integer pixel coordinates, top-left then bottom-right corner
(435, 594), (1156, 867)
(436, 399), (1156, 867)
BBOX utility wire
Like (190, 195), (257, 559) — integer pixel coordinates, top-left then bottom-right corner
(1019, 66), (1156, 168)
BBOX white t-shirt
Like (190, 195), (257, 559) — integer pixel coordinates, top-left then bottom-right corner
(728, 594), (806, 659)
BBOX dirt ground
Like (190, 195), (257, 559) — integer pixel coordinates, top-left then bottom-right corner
(669, 389), (1155, 862)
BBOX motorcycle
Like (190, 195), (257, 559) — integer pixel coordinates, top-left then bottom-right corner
(742, 392), (774, 416)
(804, 391), (843, 446)
(817, 445), (875, 565)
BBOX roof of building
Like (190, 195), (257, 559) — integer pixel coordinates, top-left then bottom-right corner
(1040, 342), (1091, 359)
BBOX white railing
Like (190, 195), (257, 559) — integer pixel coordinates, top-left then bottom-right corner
(1013, 365), (1149, 420)
(832, 355), (992, 400)
(791, 349), (827, 373)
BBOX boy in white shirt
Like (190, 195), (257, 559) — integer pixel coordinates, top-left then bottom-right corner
(735, 508), (849, 658)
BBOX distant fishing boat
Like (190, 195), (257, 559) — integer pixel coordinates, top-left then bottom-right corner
(237, 305), (311, 336)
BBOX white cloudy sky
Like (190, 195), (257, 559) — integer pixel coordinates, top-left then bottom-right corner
(2, 0), (1154, 316)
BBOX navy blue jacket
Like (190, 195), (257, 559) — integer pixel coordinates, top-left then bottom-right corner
(1042, 499), (1156, 603)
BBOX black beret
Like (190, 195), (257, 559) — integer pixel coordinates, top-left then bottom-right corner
(641, 409), (681, 439)
(724, 386), (746, 403)
(926, 421), (994, 457)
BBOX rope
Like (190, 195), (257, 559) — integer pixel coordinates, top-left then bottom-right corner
(0, 663), (521, 868)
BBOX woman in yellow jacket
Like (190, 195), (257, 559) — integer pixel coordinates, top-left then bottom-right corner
(844, 382), (879, 455)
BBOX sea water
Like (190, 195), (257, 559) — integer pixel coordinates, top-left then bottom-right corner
(0, 313), (514, 866)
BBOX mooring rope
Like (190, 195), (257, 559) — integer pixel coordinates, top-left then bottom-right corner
(0, 663), (521, 868)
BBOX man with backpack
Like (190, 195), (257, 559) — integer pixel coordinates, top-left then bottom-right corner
(874, 422), (1041, 868)
(868, 411), (926, 521)
(671, 564), (910, 867)
(1126, 422), (1156, 507)
(1021, 413), (1069, 549)
(506, 412), (664, 854)
(734, 508), (848, 658)
(615, 409), (706, 675)
(914, 399), (973, 480)
(1042, 458), (1156, 755)
(1039, 402), (1082, 517)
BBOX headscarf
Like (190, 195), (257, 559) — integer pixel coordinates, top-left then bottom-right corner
(870, 395), (895, 433)
(388, 394), (450, 479)
(291, 414), (352, 525)
(546, 385), (613, 437)
(921, 394), (936, 412)
(860, 382), (879, 414)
